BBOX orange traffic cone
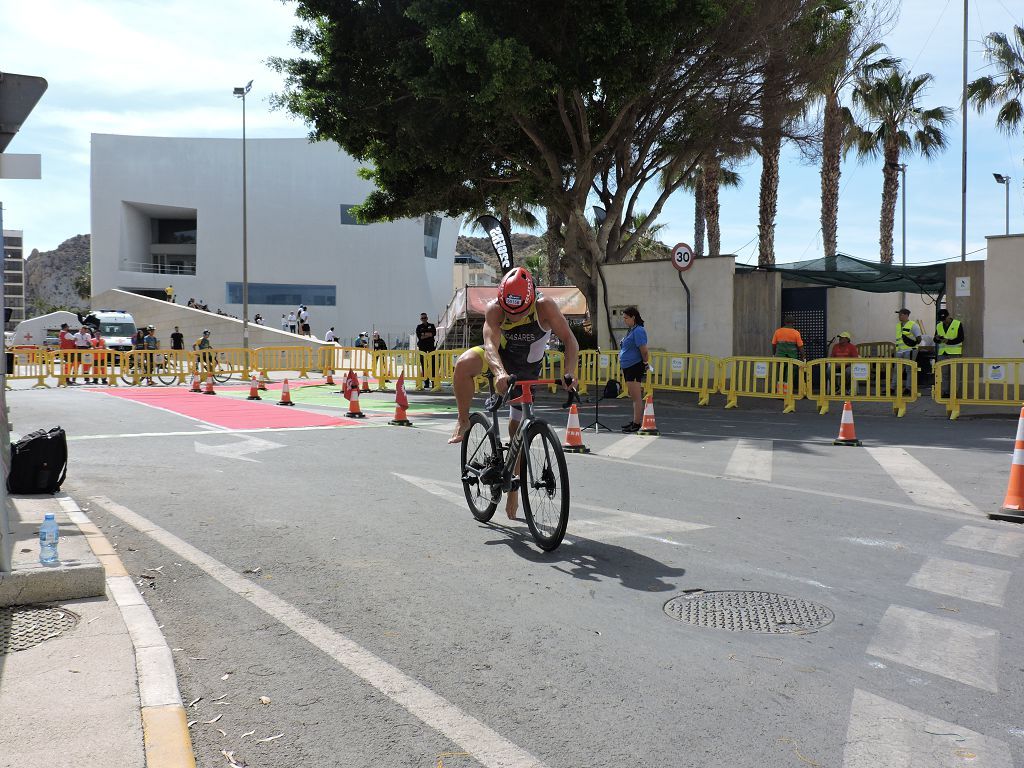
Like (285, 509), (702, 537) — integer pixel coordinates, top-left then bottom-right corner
(189, 370), (201, 393)
(562, 403), (590, 454)
(833, 401), (862, 446)
(360, 372), (371, 393)
(202, 375), (216, 395)
(257, 374), (268, 391)
(638, 394), (659, 436)
(990, 407), (1024, 523)
(325, 370), (336, 386)
(247, 375), (262, 401)
(347, 386), (366, 418)
(389, 404), (413, 426)
(277, 378), (295, 406)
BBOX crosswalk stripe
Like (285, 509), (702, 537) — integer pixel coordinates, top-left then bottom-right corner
(724, 438), (773, 482)
(867, 605), (999, 692)
(599, 435), (653, 459)
(843, 689), (1013, 767)
(865, 447), (982, 517)
(945, 525), (1024, 557)
(907, 556), (1011, 607)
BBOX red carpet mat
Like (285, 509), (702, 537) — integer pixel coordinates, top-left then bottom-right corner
(98, 386), (357, 429)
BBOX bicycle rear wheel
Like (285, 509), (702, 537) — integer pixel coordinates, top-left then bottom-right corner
(461, 413), (500, 522)
(212, 363), (232, 384)
(156, 361), (179, 386)
(521, 421), (569, 551)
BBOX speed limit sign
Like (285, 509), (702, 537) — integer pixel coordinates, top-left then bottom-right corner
(671, 242), (694, 272)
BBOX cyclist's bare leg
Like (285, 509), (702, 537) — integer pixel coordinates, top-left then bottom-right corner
(448, 350), (483, 444)
(505, 417), (522, 519)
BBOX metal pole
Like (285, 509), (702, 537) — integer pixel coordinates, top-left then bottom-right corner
(960, 0), (967, 262)
(0, 202), (10, 573)
(677, 271), (691, 354)
(1005, 178), (1010, 235)
(241, 91), (249, 350)
(900, 165), (907, 308)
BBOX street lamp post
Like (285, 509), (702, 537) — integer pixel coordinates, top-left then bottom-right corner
(233, 80), (252, 349)
(887, 161), (907, 306)
(993, 173), (1010, 236)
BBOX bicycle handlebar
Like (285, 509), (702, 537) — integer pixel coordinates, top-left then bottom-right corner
(484, 372), (579, 413)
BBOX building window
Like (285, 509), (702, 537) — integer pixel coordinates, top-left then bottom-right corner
(153, 219), (197, 245)
(225, 282), (337, 306)
(423, 215), (442, 260)
(340, 205), (367, 226)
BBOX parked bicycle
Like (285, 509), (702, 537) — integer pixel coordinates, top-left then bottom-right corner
(460, 372), (576, 551)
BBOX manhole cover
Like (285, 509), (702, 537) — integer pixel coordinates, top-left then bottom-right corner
(664, 590), (833, 634)
(0, 605), (80, 654)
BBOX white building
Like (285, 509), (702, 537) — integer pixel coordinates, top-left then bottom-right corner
(3, 229), (25, 330)
(90, 134), (460, 347)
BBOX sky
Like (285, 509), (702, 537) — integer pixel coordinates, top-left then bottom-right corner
(2, 0), (1022, 267)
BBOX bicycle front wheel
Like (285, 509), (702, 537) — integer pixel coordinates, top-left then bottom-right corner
(461, 413), (500, 522)
(212, 363), (232, 384)
(156, 362), (179, 386)
(522, 421), (570, 551)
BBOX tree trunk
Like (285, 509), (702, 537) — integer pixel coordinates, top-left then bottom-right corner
(693, 169), (706, 258)
(879, 148), (899, 264)
(544, 208), (563, 284)
(758, 129), (782, 267)
(704, 158), (722, 257)
(820, 92), (842, 265)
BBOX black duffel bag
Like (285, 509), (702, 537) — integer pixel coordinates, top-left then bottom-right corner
(8, 427), (68, 494)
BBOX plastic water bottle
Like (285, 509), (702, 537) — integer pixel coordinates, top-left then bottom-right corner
(39, 513), (59, 566)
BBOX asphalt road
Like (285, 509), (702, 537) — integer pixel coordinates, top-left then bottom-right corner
(10, 382), (1024, 767)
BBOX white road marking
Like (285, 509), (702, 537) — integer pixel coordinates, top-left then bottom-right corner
(865, 447), (983, 517)
(586, 454), (979, 523)
(66, 424), (366, 441)
(907, 556), (1011, 607)
(392, 474), (710, 548)
(599, 435), (652, 460)
(843, 688), (1013, 767)
(867, 605), (1000, 692)
(841, 537), (907, 551)
(193, 435), (284, 463)
(945, 525), (1024, 557)
(89, 495), (548, 768)
(724, 438), (773, 482)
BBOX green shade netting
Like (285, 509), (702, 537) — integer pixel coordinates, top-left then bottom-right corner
(736, 253), (946, 295)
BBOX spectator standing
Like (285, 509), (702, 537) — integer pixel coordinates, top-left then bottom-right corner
(372, 331), (388, 351)
(299, 305), (310, 336)
(90, 330), (109, 385)
(170, 326), (184, 351)
(58, 323), (76, 383)
(287, 310), (297, 334)
(143, 326), (159, 385)
(415, 312), (437, 389)
(893, 308), (922, 394)
(933, 309), (964, 397)
(165, 284), (175, 302)
(771, 316), (804, 399)
(71, 325), (93, 384)
(280, 314), (288, 331)
(618, 306), (650, 432)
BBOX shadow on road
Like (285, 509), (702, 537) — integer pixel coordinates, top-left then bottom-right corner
(480, 524), (686, 592)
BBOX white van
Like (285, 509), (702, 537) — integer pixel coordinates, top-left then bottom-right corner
(82, 310), (138, 352)
(11, 310), (81, 349)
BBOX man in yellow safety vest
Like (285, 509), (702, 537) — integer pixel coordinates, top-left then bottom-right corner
(893, 308), (922, 394)
(933, 308), (963, 398)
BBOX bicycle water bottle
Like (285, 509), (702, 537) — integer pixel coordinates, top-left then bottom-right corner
(39, 513), (59, 565)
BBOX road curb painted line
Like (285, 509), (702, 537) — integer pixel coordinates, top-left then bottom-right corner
(57, 495), (196, 768)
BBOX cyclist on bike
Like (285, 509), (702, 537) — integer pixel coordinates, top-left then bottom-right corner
(448, 267), (579, 518)
(193, 329), (215, 373)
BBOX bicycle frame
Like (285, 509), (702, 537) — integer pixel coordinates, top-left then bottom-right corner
(479, 374), (549, 493)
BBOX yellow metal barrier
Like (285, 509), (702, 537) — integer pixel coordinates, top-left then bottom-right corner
(122, 350), (195, 385)
(319, 347), (375, 378)
(804, 357), (919, 417)
(432, 349), (465, 392)
(252, 346), (316, 378)
(53, 349), (121, 387)
(648, 351), (717, 406)
(718, 357), (805, 413)
(5, 348), (51, 388)
(934, 358), (1024, 420)
(373, 350), (422, 391)
(856, 341), (895, 358)
(578, 350), (622, 396)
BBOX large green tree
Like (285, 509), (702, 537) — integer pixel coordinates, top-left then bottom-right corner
(968, 23), (1024, 136)
(848, 63), (952, 264)
(273, 0), (827, 337)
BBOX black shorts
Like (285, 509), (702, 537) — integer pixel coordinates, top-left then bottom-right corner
(622, 361), (646, 383)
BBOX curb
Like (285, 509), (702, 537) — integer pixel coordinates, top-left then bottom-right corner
(58, 495), (196, 768)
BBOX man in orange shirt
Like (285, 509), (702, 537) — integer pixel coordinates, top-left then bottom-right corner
(771, 317), (805, 361)
(90, 329), (109, 385)
(58, 323), (77, 384)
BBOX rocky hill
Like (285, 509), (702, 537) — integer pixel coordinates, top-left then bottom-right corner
(24, 234), (91, 314)
(457, 233), (546, 275)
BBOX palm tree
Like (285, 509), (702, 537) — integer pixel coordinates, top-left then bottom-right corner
(967, 24), (1024, 136)
(848, 62), (952, 263)
(814, 1), (897, 261)
(702, 155), (742, 257)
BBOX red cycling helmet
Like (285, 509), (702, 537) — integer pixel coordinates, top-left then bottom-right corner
(497, 267), (536, 316)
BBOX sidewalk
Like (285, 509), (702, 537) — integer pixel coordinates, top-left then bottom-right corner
(0, 494), (194, 768)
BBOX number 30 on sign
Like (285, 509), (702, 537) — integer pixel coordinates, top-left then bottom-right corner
(672, 243), (694, 272)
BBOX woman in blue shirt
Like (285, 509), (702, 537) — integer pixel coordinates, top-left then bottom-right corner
(618, 306), (650, 432)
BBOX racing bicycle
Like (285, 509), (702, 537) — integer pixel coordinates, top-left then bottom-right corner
(460, 372), (576, 551)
